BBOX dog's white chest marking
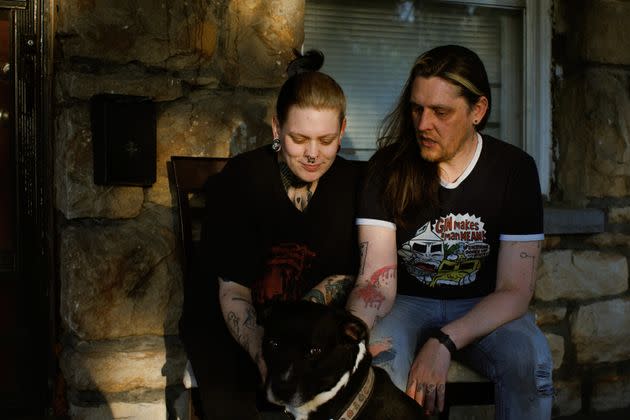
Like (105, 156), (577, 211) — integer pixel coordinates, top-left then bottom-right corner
(284, 341), (368, 420)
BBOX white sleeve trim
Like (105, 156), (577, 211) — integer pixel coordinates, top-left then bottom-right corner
(356, 218), (397, 230)
(500, 233), (545, 241)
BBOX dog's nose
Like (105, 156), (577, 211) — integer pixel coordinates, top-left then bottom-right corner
(269, 377), (298, 403)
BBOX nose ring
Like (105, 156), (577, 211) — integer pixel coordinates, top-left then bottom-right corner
(306, 155), (316, 164)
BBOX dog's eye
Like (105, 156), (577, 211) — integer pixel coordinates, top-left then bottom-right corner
(307, 347), (322, 359)
(267, 339), (279, 350)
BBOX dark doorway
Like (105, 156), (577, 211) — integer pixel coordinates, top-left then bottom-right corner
(0, 1), (54, 418)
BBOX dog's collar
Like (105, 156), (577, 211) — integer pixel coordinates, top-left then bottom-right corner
(337, 366), (375, 420)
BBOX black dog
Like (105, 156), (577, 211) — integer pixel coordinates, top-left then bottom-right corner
(261, 301), (425, 420)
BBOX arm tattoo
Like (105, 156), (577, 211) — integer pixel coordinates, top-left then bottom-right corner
(356, 265), (396, 309)
(324, 276), (354, 304)
(520, 247), (539, 292)
(302, 288), (326, 304)
(359, 241), (368, 275)
(226, 304), (257, 350)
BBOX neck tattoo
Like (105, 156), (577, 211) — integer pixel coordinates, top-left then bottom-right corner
(278, 161), (314, 211)
(279, 161), (311, 190)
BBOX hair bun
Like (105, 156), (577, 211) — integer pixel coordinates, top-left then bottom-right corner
(286, 49), (324, 77)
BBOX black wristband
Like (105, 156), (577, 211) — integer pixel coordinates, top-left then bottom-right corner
(429, 329), (457, 355)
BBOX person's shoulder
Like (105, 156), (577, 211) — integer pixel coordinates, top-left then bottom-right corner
(330, 155), (366, 181)
(224, 144), (274, 173)
(481, 134), (535, 165)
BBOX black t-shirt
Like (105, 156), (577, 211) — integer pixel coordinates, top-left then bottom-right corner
(358, 134), (544, 299)
(212, 145), (363, 306)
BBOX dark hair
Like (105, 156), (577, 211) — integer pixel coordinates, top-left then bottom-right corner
(275, 50), (346, 126)
(372, 45), (491, 226)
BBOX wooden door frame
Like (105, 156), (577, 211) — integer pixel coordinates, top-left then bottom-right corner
(1, 0), (55, 416)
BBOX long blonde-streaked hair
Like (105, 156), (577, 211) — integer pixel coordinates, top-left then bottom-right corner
(371, 45), (491, 227)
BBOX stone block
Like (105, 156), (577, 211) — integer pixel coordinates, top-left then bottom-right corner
(536, 250), (628, 301)
(64, 340), (161, 393)
(592, 373), (630, 411)
(56, 64), (184, 103)
(55, 105), (144, 219)
(555, 68), (630, 202)
(586, 232), (630, 248)
(544, 333), (565, 370)
(535, 306), (567, 325)
(608, 207), (630, 224)
(62, 336), (186, 393)
(552, 379), (582, 417)
(220, 0), (304, 87)
(60, 204), (183, 340)
(70, 400), (166, 420)
(56, 0), (216, 70)
(146, 90), (275, 206)
(581, 0), (630, 65)
(570, 298), (630, 363)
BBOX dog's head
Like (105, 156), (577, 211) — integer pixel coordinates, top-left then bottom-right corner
(261, 301), (369, 413)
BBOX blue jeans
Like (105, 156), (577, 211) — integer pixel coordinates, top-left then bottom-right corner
(371, 295), (553, 420)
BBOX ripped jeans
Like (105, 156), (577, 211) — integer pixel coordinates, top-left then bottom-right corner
(371, 295), (553, 420)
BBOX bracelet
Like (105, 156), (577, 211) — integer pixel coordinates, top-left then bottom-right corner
(429, 328), (457, 355)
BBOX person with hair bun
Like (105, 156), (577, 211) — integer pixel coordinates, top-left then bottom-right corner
(345, 45), (553, 419)
(203, 50), (362, 418)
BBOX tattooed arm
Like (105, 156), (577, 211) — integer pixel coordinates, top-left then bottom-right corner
(345, 225), (398, 330)
(218, 277), (266, 380)
(302, 274), (355, 306)
(440, 240), (542, 349)
(408, 240), (542, 413)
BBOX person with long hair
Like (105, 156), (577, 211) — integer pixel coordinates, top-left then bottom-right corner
(346, 45), (553, 419)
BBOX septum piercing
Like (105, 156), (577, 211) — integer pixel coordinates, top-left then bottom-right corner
(305, 155), (316, 164)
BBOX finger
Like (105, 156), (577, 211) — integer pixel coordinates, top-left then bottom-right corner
(424, 383), (436, 414)
(406, 379), (417, 399)
(437, 383), (446, 412)
(415, 382), (425, 406)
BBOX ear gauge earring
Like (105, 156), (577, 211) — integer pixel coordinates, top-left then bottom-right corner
(473, 119), (479, 126)
(272, 138), (281, 152)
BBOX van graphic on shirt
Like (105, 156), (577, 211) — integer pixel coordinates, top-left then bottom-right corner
(398, 213), (490, 287)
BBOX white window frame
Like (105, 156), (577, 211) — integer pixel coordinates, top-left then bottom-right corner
(524, 0), (552, 197)
(304, 0), (552, 196)
(411, 0), (553, 196)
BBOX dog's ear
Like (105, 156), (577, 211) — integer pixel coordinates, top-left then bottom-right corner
(342, 313), (368, 343)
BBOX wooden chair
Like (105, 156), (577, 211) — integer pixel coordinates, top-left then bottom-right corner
(169, 156), (228, 420)
(169, 155), (494, 419)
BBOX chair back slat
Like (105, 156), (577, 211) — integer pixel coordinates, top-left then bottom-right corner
(170, 156), (228, 279)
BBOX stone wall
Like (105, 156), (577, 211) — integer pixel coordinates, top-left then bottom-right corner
(54, 0), (630, 419)
(55, 1), (304, 418)
(545, 0), (630, 418)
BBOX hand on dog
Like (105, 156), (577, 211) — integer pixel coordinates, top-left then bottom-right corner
(405, 338), (450, 415)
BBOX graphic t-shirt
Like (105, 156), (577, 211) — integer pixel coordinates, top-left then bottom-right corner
(212, 145), (363, 306)
(357, 134), (544, 299)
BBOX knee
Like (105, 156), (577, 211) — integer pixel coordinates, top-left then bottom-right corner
(496, 330), (553, 397)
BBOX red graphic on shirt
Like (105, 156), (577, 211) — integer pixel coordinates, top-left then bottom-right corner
(253, 243), (316, 306)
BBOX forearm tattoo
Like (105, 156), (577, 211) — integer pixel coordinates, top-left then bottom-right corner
(302, 288), (326, 304)
(356, 265), (395, 309)
(324, 275), (354, 304)
(519, 242), (540, 292)
(226, 300), (258, 353)
(303, 275), (354, 305)
(359, 241), (368, 275)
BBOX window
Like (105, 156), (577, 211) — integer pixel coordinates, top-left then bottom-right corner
(304, 0), (551, 195)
